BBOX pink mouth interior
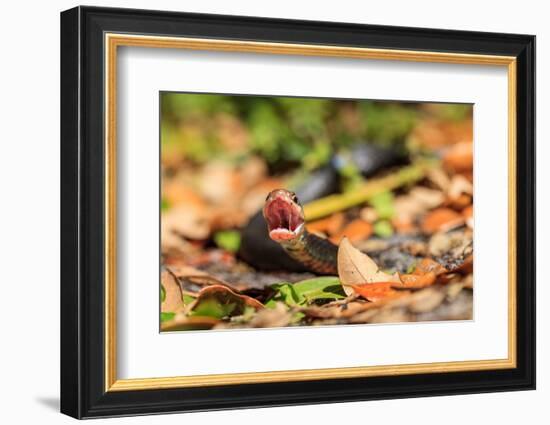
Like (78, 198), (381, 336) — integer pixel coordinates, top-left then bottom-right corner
(264, 198), (303, 241)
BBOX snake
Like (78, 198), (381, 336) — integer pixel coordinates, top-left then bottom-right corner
(238, 143), (407, 273)
(262, 189), (339, 275)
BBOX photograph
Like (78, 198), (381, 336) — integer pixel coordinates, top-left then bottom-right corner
(159, 93), (474, 331)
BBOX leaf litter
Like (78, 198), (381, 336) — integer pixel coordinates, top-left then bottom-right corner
(160, 99), (474, 331)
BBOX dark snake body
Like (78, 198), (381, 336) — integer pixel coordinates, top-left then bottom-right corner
(280, 230), (339, 275)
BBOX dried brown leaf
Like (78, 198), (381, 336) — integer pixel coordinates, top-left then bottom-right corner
(397, 272), (437, 289)
(414, 258), (448, 276)
(161, 270), (184, 313)
(443, 141), (473, 173)
(337, 237), (400, 296)
(247, 302), (291, 328)
(308, 212), (345, 236)
(161, 315), (219, 332)
(421, 208), (465, 234)
(350, 282), (406, 302)
(162, 204), (211, 243)
(188, 284), (264, 317)
(427, 167), (452, 191)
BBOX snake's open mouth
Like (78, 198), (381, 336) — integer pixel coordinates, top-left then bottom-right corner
(263, 190), (305, 242)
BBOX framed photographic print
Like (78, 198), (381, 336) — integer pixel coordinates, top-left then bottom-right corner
(60, 6), (535, 419)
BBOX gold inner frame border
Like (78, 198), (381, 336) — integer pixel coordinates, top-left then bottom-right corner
(104, 33), (517, 392)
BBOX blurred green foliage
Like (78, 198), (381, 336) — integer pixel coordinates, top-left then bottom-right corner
(160, 312), (175, 322)
(373, 219), (394, 238)
(161, 92), (471, 170)
(213, 230), (241, 253)
(370, 191), (395, 220)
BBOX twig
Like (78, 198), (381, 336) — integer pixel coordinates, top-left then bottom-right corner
(164, 265), (185, 294)
(303, 160), (437, 221)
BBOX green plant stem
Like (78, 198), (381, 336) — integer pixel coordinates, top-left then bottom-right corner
(303, 160), (437, 221)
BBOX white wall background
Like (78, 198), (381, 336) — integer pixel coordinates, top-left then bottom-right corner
(0, 0), (545, 423)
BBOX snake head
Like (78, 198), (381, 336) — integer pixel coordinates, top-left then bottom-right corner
(263, 189), (305, 242)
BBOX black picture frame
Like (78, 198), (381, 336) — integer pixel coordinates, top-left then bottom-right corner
(61, 5), (535, 419)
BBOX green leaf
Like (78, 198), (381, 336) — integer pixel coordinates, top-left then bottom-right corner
(160, 312), (175, 322)
(294, 277), (346, 303)
(358, 101), (418, 145)
(270, 282), (300, 306)
(290, 311), (306, 324)
(265, 299), (279, 309)
(370, 191), (395, 220)
(213, 230), (241, 253)
(161, 198), (170, 211)
(339, 162), (364, 193)
(160, 285), (166, 302)
(182, 294), (196, 305)
(269, 277), (345, 307)
(190, 298), (238, 319)
(374, 219), (394, 238)
(406, 261), (417, 274)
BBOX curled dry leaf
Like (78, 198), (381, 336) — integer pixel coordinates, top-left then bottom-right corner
(337, 237), (400, 297)
(188, 284), (264, 319)
(414, 258), (448, 276)
(168, 264), (242, 293)
(396, 258), (447, 289)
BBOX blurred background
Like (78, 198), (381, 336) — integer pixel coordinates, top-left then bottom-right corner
(161, 93), (472, 255)
(161, 93), (471, 172)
